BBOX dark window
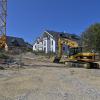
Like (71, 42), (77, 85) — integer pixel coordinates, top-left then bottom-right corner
(44, 41), (46, 46)
(52, 41), (53, 45)
(63, 47), (65, 51)
(44, 47), (46, 52)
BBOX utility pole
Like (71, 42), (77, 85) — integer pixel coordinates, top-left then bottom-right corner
(0, 0), (7, 36)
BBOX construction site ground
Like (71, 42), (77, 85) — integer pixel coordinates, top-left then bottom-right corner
(0, 52), (100, 100)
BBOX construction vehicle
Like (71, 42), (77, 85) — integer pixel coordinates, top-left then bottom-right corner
(53, 37), (99, 68)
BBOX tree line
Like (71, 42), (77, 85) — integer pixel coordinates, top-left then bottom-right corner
(81, 23), (100, 53)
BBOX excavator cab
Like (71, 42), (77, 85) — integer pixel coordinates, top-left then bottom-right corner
(68, 47), (82, 57)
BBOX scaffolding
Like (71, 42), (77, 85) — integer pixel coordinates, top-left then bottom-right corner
(0, 0), (7, 36)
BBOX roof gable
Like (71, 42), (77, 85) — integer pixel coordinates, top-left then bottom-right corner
(44, 30), (80, 40)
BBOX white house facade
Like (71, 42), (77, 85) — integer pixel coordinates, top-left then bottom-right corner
(33, 30), (80, 54)
(42, 37), (56, 53)
(33, 38), (43, 52)
(33, 42), (37, 51)
(33, 31), (57, 53)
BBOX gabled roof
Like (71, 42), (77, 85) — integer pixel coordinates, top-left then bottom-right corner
(45, 30), (60, 38)
(44, 30), (80, 40)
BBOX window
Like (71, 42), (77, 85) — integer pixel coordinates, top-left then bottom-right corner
(44, 47), (46, 52)
(52, 41), (53, 45)
(44, 41), (46, 46)
(63, 47), (65, 51)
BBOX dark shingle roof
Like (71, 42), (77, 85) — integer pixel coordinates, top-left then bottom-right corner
(45, 30), (60, 38)
(45, 30), (80, 40)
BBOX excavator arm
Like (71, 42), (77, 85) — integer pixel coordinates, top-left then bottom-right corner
(58, 38), (78, 57)
(53, 37), (79, 63)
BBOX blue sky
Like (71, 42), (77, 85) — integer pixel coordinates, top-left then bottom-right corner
(7, 0), (100, 43)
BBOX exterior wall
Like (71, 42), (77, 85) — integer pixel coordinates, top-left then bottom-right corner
(33, 42), (43, 51)
(43, 37), (48, 53)
(38, 42), (43, 51)
(50, 37), (56, 53)
(42, 37), (56, 53)
(47, 38), (50, 53)
(33, 42), (37, 51)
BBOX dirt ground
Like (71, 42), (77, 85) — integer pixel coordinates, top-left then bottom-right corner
(0, 52), (100, 100)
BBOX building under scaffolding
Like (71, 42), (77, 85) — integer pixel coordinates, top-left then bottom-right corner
(0, 0), (7, 36)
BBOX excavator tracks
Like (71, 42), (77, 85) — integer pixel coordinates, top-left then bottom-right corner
(65, 61), (100, 69)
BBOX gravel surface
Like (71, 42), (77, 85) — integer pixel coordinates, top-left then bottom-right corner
(0, 66), (100, 100)
(0, 52), (100, 100)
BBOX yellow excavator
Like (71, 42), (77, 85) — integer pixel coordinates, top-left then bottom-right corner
(53, 37), (99, 68)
